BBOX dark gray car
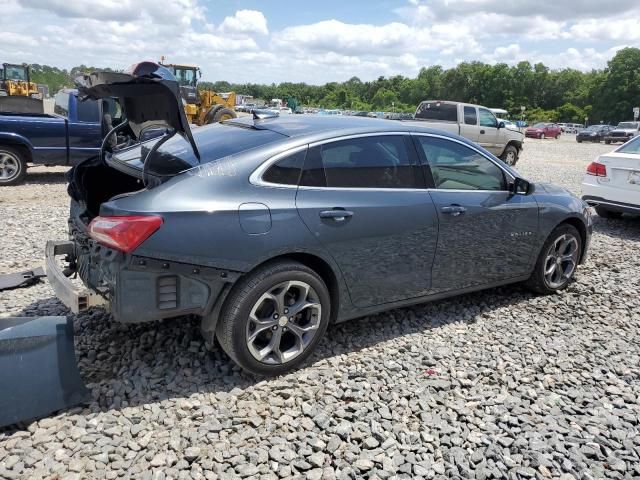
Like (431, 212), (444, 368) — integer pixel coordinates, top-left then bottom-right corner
(46, 63), (593, 375)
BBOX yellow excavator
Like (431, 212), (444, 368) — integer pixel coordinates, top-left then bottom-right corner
(0, 63), (44, 114)
(160, 62), (237, 125)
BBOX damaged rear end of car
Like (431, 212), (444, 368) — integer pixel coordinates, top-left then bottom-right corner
(46, 62), (246, 326)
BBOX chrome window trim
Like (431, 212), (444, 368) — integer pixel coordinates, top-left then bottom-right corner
(250, 130), (517, 193)
(249, 144), (308, 189)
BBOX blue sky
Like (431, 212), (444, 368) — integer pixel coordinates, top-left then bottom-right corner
(4, 0), (640, 84)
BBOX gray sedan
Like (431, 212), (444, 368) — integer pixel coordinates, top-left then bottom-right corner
(47, 63), (593, 375)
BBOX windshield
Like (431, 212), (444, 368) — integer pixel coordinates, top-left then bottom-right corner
(173, 67), (197, 87)
(618, 122), (639, 129)
(4, 65), (27, 81)
(616, 135), (640, 155)
(586, 125), (600, 131)
(533, 123), (546, 128)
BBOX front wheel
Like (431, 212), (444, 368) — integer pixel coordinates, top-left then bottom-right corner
(500, 145), (518, 166)
(526, 224), (582, 295)
(540, 133), (546, 139)
(0, 146), (27, 186)
(605, 139), (611, 145)
(215, 260), (331, 375)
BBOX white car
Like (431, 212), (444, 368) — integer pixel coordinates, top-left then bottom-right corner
(582, 135), (640, 218)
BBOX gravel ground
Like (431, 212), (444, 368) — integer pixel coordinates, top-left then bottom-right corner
(1, 136), (639, 480)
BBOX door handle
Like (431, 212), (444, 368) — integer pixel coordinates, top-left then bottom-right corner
(480, 129), (485, 134)
(441, 205), (466, 216)
(319, 209), (353, 222)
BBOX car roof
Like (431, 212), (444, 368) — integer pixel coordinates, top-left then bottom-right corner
(226, 114), (445, 140)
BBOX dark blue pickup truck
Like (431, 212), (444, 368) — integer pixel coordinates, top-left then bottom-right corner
(0, 89), (121, 185)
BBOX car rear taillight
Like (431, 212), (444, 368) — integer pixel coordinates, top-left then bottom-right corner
(586, 162), (607, 177)
(88, 216), (163, 253)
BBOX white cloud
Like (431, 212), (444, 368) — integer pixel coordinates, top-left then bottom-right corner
(220, 10), (268, 35)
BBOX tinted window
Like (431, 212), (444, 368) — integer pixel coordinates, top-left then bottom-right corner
(463, 106), (477, 125)
(478, 108), (497, 128)
(417, 137), (505, 191)
(415, 102), (457, 121)
(301, 136), (416, 189)
(76, 98), (99, 122)
(262, 149), (306, 185)
(53, 91), (69, 117)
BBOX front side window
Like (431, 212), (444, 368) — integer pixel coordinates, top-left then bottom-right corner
(417, 136), (505, 191)
(262, 149), (306, 185)
(478, 108), (498, 128)
(463, 106), (477, 125)
(301, 135), (416, 189)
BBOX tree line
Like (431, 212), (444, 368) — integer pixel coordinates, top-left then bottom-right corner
(29, 47), (640, 124)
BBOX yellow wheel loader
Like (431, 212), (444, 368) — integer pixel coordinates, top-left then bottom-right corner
(0, 63), (44, 114)
(161, 63), (237, 125)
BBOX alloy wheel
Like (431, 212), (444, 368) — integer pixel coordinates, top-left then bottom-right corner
(245, 280), (322, 364)
(543, 234), (579, 289)
(0, 151), (20, 181)
(505, 151), (516, 165)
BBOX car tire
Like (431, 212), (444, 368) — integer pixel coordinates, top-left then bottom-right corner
(203, 105), (223, 124)
(212, 107), (237, 123)
(500, 145), (518, 166)
(540, 133), (545, 139)
(526, 224), (582, 295)
(605, 139), (611, 144)
(594, 206), (623, 219)
(0, 146), (28, 186)
(576, 138), (582, 143)
(215, 260), (331, 376)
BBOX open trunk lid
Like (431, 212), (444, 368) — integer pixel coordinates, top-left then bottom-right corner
(75, 61), (199, 161)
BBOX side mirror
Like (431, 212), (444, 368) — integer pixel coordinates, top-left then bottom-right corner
(498, 121), (505, 129)
(512, 177), (534, 195)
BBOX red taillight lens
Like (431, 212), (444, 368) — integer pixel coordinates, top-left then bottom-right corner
(88, 216), (163, 253)
(586, 162), (607, 177)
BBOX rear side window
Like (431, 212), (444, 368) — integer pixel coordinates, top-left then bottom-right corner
(463, 106), (477, 125)
(262, 149), (306, 185)
(53, 91), (70, 117)
(417, 136), (505, 191)
(301, 135), (416, 189)
(76, 98), (100, 122)
(415, 102), (457, 122)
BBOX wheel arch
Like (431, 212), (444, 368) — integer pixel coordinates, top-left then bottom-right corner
(0, 134), (33, 163)
(252, 252), (342, 324)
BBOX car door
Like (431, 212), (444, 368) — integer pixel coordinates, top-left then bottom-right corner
(477, 107), (501, 155)
(295, 133), (439, 308)
(67, 95), (102, 165)
(459, 105), (481, 143)
(413, 134), (539, 292)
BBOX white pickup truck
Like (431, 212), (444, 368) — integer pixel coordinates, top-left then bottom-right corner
(404, 100), (524, 165)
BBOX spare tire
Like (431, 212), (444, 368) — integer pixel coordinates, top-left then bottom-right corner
(213, 107), (237, 123)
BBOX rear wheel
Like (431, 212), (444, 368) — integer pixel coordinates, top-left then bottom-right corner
(500, 145), (518, 166)
(0, 146), (27, 186)
(215, 260), (331, 375)
(576, 138), (582, 143)
(203, 105), (223, 124)
(526, 224), (582, 294)
(595, 206), (623, 219)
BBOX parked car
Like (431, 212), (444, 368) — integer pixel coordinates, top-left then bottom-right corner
(604, 121), (640, 144)
(0, 89), (121, 185)
(560, 123), (583, 134)
(406, 100), (524, 165)
(525, 123), (561, 139)
(576, 125), (612, 143)
(46, 63), (592, 375)
(582, 134), (640, 218)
